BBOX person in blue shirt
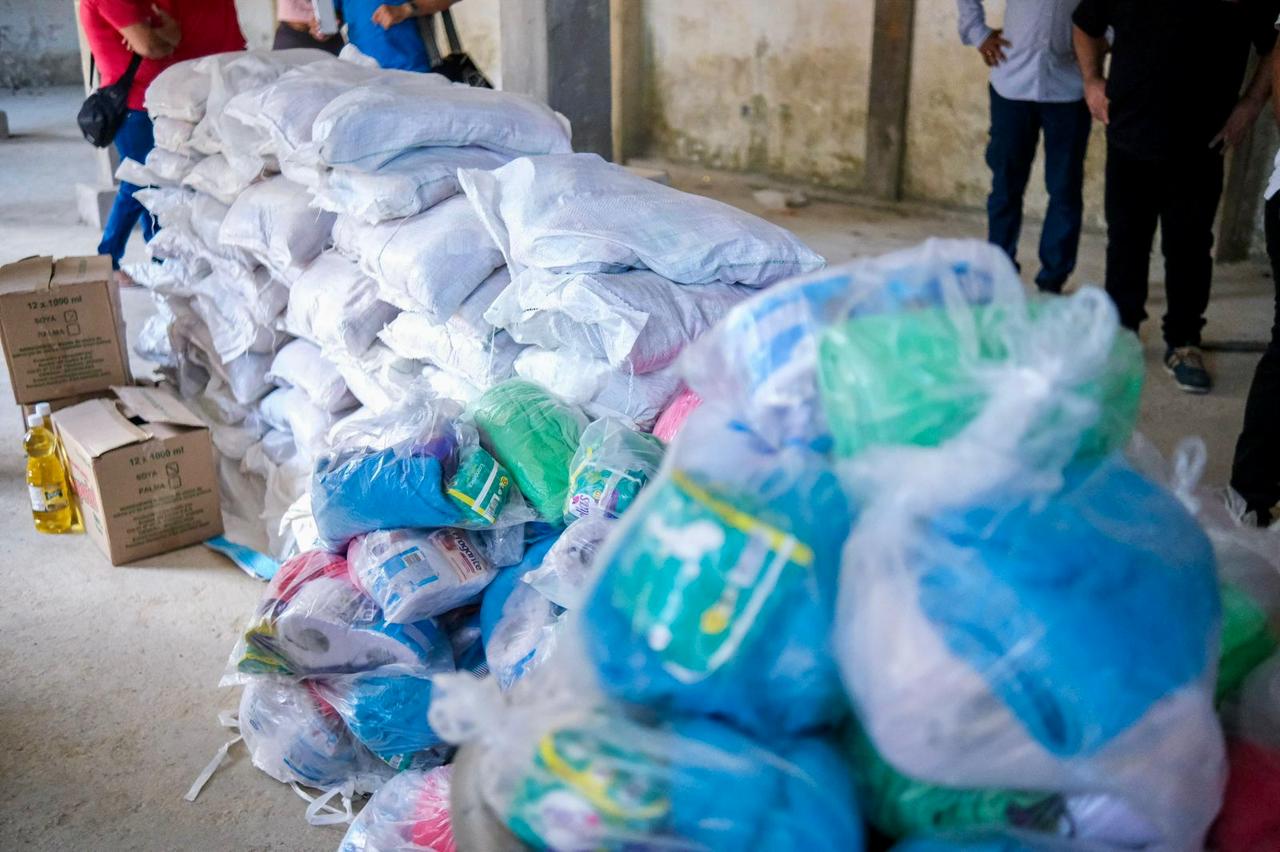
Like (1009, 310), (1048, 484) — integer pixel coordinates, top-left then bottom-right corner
(335, 0), (462, 72)
(956, 1), (1091, 296)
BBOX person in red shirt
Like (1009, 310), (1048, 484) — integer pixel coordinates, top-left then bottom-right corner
(79, 0), (180, 272)
(160, 0), (246, 63)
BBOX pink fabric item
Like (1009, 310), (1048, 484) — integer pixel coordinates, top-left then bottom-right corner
(652, 387), (701, 443)
(408, 766), (457, 852)
(277, 0), (316, 23)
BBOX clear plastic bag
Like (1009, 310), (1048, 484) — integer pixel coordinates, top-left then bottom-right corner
(339, 766), (457, 852)
(564, 417), (664, 523)
(225, 549), (455, 684)
(239, 678), (391, 794)
(824, 252), (1224, 848)
(312, 397), (535, 551)
(428, 668), (864, 852)
(348, 528), (498, 624)
(522, 517), (616, 610)
(479, 533), (563, 689)
(468, 380), (588, 521)
(313, 665), (454, 772)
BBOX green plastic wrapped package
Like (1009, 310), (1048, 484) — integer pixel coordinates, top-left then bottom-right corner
(447, 446), (513, 526)
(564, 417), (665, 523)
(845, 725), (1064, 839)
(469, 380), (588, 521)
(816, 295), (1143, 461)
(1217, 582), (1278, 705)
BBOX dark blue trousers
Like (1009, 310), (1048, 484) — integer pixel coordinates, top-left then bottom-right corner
(98, 109), (158, 269)
(985, 86), (1091, 292)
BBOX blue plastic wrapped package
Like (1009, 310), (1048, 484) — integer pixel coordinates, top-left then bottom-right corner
(348, 528), (498, 623)
(314, 446), (463, 552)
(315, 665), (455, 772)
(226, 550), (456, 683)
(838, 453), (1223, 849)
(311, 397), (537, 552)
(583, 412), (852, 736)
(239, 679), (392, 794)
(339, 766), (457, 852)
(428, 673), (863, 852)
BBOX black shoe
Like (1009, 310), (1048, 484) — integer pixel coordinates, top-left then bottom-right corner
(1164, 346), (1212, 394)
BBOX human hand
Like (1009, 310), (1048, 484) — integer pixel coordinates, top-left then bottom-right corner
(309, 18), (327, 41)
(372, 3), (413, 29)
(1084, 77), (1109, 125)
(152, 4), (181, 46)
(978, 29), (1010, 67)
(1211, 97), (1264, 151)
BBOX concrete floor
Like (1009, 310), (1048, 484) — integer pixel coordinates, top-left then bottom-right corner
(0, 87), (1273, 851)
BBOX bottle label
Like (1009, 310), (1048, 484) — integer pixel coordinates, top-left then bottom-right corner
(29, 484), (67, 514)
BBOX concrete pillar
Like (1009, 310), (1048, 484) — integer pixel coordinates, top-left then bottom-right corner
(499, 0), (613, 159)
(864, 0), (916, 201)
(610, 0), (646, 163)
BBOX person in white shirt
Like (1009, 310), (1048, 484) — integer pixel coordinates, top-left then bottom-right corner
(957, 0), (1090, 293)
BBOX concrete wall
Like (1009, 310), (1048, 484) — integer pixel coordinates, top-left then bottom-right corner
(631, 0), (1106, 220)
(0, 0), (82, 89)
(902, 0), (1107, 227)
(637, 0), (874, 189)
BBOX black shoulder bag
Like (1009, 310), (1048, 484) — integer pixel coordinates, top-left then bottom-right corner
(418, 9), (493, 89)
(77, 52), (144, 148)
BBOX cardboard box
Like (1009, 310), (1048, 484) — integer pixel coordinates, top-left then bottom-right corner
(0, 255), (131, 405)
(52, 386), (222, 565)
(19, 390), (111, 430)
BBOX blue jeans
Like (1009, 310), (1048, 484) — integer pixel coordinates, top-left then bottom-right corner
(985, 87), (1091, 292)
(98, 109), (158, 269)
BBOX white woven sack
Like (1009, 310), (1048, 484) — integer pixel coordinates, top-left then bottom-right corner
(485, 267), (751, 374)
(334, 196), (503, 319)
(459, 153), (825, 287)
(377, 268), (519, 389)
(312, 146), (509, 224)
(219, 177), (336, 277)
(267, 339), (357, 413)
(311, 77), (571, 168)
(285, 252), (399, 357)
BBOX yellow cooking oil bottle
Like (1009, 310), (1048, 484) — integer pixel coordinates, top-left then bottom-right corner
(25, 407), (74, 534)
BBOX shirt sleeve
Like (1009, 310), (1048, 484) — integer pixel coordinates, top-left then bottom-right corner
(94, 0), (150, 31)
(956, 0), (993, 46)
(1072, 0), (1110, 39)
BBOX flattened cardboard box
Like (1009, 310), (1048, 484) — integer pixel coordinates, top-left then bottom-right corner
(53, 386), (222, 565)
(0, 255), (131, 405)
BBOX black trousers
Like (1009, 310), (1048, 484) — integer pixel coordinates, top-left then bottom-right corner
(1231, 193), (1280, 516)
(1103, 143), (1225, 348)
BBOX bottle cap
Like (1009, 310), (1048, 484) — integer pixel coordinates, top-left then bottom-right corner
(26, 413), (43, 429)
(35, 402), (51, 417)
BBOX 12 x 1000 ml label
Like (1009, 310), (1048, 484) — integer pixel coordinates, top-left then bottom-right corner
(128, 446), (185, 467)
(26, 294), (83, 311)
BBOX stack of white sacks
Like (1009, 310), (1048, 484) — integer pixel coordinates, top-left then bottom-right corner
(128, 47), (824, 565)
